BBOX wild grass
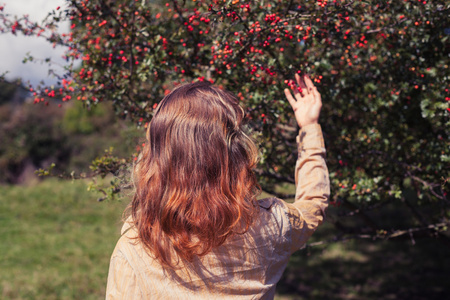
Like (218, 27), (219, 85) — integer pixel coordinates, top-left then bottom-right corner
(0, 179), (126, 300)
(275, 208), (450, 300)
(1, 179), (448, 299)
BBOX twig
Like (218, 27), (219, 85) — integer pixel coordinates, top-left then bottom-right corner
(337, 199), (390, 217)
(305, 222), (449, 248)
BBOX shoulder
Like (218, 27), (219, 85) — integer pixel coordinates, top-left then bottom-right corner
(109, 217), (143, 270)
(255, 197), (294, 235)
(257, 197), (293, 216)
(257, 197), (303, 226)
(256, 197), (308, 253)
(107, 246), (144, 299)
(120, 215), (135, 236)
(256, 197), (304, 237)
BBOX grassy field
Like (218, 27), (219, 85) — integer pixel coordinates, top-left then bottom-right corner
(0, 179), (127, 300)
(1, 179), (449, 299)
(276, 222), (450, 300)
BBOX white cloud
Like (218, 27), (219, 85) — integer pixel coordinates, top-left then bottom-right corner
(0, 0), (72, 87)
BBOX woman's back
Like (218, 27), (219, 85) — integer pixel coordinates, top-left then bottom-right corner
(108, 198), (288, 299)
(108, 199), (320, 299)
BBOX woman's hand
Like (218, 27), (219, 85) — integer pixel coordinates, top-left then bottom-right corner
(284, 74), (322, 128)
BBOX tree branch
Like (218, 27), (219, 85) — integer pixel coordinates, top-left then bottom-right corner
(306, 221), (450, 248)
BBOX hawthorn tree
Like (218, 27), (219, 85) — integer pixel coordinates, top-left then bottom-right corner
(1, 0), (449, 243)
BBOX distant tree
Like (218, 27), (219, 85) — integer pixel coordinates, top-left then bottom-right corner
(0, 81), (17, 105)
(0, 98), (68, 183)
(1, 0), (448, 243)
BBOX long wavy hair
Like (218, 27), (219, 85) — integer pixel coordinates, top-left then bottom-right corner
(131, 82), (259, 269)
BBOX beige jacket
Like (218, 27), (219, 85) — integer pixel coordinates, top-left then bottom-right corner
(106, 124), (329, 299)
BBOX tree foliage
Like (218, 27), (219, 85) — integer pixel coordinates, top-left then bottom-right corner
(1, 0), (449, 242)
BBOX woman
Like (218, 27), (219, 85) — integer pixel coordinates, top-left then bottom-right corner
(106, 74), (329, 299)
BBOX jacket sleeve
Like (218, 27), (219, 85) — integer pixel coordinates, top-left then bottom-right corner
(106, 250), (143, 300)
(284, 124), (330, 253)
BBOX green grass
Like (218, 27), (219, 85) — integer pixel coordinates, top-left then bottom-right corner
(275, 213), (450, 300)
(0, 179), (126, 300)
(1, 180), (448, 299)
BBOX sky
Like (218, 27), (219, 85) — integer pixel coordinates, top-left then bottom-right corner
(0, 0), (72, 87)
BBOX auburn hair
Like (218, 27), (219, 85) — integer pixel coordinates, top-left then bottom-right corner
(131, 82), (259, 269)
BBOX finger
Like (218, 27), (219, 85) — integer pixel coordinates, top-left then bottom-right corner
(288, 79), (303, 101)
(292, 85), (304, 100)
(311, 86), (321, 102)
(293, 74), (306, 98)
(296, 73), (307, 94)
(295, 73), (301, 86)
(284, 88), (297, 109)
(304, 75), (316, 94)
(304, 75), (321, 103)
